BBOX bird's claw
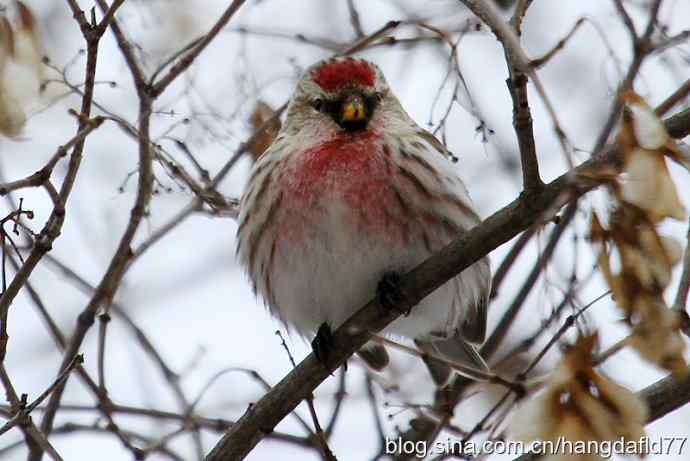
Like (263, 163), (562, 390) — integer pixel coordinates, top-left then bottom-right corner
(312, 322), (334, 366)
(377, 271), (410, 316)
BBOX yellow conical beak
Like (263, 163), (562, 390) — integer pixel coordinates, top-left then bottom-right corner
(341, 95), (366, 123)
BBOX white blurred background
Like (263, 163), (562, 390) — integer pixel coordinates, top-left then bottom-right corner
(0, 0), (689, 459)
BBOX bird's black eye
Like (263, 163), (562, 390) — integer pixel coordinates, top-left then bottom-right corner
(374, 92), (384, 102)
(312, 99), (324, 112)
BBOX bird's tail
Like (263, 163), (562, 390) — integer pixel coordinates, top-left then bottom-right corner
(415, 336), (489, 387)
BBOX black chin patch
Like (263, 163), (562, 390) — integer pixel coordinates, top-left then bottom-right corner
(338, 118), (369, 131)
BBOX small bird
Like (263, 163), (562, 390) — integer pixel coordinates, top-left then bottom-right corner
(237, 57), (491, 385)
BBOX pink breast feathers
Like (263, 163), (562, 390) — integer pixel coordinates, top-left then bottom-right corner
(282, 134), (410, 243)
(311, 59), (376, 92)
(287, 132), (383, 198)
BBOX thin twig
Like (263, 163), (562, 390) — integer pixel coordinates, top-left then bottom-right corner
(529, 18), (585, 69)
(592, 0), (665, 153)
(345, 0), (365, 38)
(490, 227), (536, 299)
(324, 366), (347, 440)
(97, 312), (110, 394)
(673, 216), (690, 337)
(204, 112), (665, 459)
(505, 0), (543, 191)
(0, 364), (64, 461)
(369, 334), (525, 395)
(0, 354), (82, 437)
(151, 0), (248, 96)
(612, 0), (638, 40)
(275, 331), (337, 460)
(456, 0), (573, 168)
(482, 203), (578, 359)
(656, 77), (690, 116)
(32, 4), (156, 456)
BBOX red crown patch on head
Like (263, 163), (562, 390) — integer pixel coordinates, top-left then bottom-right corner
(312, 59), (376, 92)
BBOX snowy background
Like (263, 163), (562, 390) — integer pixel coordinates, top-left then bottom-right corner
(1, 0), (689, 459)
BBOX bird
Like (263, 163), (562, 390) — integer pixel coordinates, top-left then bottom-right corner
(236, 57), (491, 385)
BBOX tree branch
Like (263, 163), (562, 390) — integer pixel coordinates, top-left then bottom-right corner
(204, 108), (690, 460)
(505, 0), (543, 192)
(151, 0), (247, 96)
(31, 5), (156, 457)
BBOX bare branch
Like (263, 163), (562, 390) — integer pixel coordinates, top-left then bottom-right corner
(204, 108), (690, 460)
(482, 203), (578, 359)
(0, 364), (64, 461)
(346, 0), (365, 38)
(489, 227), (535, 300)
(505, 0), (543, 191)
(673, 216), (690, 337)
(613, 0), (638, 40)
(0, 9), (106, 324)
(456, 0), (572, 167)
(529, 18), (585, 69)
(94, 0), (146, 90)
(151, 0), (247, 96)
(592, 0), (666, 152)
(96, 0), (125, 33)
(656, 77), (690, 116)
(31, 5), (156, 457)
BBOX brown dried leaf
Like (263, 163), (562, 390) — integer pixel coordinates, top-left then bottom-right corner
(510, 335), (648, 457)
(0, 89), (26, 137)
(16, 2), (35, 31)
(630, 300), (688, 377)
(660, 235), (683, 266)
(596, 242), (636, 314)
(246, 101), (281, 161)
(589, 374), (648, 441)
(12, 1), (42, 81)
(621, 148), (686, 222)
(621, 91), (668, 150)
(588, 212), (606, 242)
(0, 17), (13, 66)
(637, 224), (677, 288)
(607, 218), (672, 293)
(593, 205), (687, 374)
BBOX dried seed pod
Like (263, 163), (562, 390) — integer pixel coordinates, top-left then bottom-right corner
(510, 335), (649, 461)
(246, 101), (281, 161)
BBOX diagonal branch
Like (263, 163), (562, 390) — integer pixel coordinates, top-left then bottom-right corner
(32, 99), (155, 461)
(481, 203), (577, 359)
(31, 4), (156, 458)
(205, 159), (600, 460)
(390, 107), (690, 460)
(95, 0), (146, 89)
(151, 0), (247, 96)
(592, 0), (665, 152)
(0, 3), (107, 333)
(673, 216), (690, 336)
(0, 364), (64, 461)
(204, 108), (690, 460)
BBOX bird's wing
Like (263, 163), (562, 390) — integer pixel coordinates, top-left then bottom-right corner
(415, 129), (459, 163)
(458, 263), (491, 344)
(398, 127), (492, 344)
(409, 131), (492, 343)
